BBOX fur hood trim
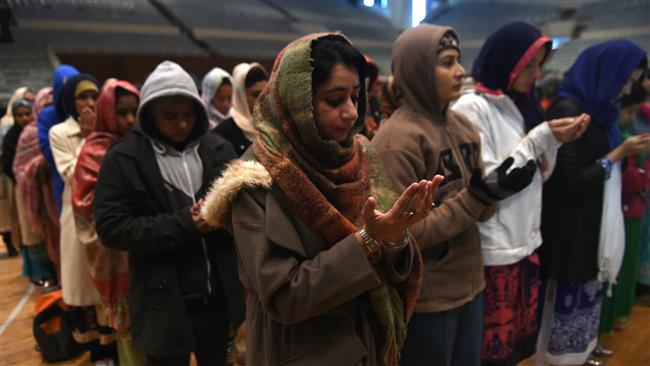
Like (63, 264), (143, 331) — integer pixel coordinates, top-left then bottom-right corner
(200, 159), (272, 227)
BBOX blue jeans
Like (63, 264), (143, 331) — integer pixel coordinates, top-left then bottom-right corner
(400, 292), (484, 366)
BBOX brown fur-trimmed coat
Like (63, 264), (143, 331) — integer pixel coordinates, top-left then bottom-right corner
(201, 156), (415, 366)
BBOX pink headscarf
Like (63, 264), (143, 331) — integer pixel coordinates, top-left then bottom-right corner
(32, 87), (53, 119)
(12, 86), (61, 277)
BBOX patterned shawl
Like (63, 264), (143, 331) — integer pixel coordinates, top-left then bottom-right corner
(252, 32), (422, 365)
(71, 79), (139, 333)
(12, 87), (61, 278)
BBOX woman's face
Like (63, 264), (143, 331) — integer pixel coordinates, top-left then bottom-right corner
(619, 68), (644, 98)
(151, 96), (197, 143)
(14, 105), (33, 127)
(313, 63), (360, 143)
(246, 80), (267, 113)
(211, 83), (232, 115)
(115, 94), (139, 132)
(434, 49), (466, 108)
(75, 89), (99, 116)
(620, 103), (641, 127)
(512, 47), (546, 93)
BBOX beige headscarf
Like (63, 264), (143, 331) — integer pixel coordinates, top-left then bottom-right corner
(1, 87), (30, 128)
(231, 62), (266, 142)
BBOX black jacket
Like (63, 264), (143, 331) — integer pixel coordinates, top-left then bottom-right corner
(2, 123), (23, 182)
(212, 117), (251, 157)
(94, 130), (244, 357)
(540, 98), (609, 282)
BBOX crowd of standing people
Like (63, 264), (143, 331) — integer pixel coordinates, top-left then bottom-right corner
(1, 20), (649, 366)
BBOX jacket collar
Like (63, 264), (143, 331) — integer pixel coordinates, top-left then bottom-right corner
(113, 131), (228, 211)
(475, 90), (525, 125)
(62, 116), (82, 138)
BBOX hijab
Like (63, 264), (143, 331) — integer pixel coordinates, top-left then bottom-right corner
(472, 21), (551, 131)
(32, 87), (53, 118)
(1, 87), (31, 152)
(231, 62), (267, 142)
(201, 67), (233, 127)
(1, 86), (30, 128)
(14, 88), (52, 184)
(61, 74), (100, 120)
(558, 39), (647, 148)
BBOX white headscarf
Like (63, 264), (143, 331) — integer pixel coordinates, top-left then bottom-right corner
(1, 87), (31, 153)
(201, 67), (233, 128)
(231, 62), (266, 142)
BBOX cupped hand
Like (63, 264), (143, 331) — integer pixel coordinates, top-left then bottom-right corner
(363, 175), (444, 243)
(621, 134), (650, 157)
(548, 113), (590, 143)
(191, 199), (217, 235)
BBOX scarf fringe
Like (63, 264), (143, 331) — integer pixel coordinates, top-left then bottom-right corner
(96, 295), (131, 334)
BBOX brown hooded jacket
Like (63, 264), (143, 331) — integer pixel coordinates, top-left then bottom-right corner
(372, 24), (494, 313)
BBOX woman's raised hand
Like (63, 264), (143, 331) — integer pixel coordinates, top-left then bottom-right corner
(620, 134), (650, 157)
(363, 175), (444, 243)
(548, 113), (590, 143)
(79, 106), (97, 138)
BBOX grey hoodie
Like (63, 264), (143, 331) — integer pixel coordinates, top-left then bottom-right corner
(135, 60), (208, 201)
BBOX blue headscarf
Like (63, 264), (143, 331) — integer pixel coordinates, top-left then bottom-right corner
(558, 39), (647, 149)
(472, 21), (551, 131)
(37, 64), (79, 213)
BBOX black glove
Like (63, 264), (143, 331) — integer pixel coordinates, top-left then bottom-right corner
(468, 157), (537, 204)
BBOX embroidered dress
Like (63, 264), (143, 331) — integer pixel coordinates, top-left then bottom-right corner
(451, 22), (553, 366)
(482, 254), (540, 366)
(536, 279), (603, 365)
(537, 39), (647, 366)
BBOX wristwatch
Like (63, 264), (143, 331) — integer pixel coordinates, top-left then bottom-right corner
(358, 228), (382, 261)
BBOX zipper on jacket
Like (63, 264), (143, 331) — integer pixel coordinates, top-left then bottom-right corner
(182, 152), (212, 296)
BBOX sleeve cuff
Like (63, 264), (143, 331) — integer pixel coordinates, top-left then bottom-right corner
(531, 122), (562, 154)
(380, 238), (414, 283)
(597, 157), (613, 181)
